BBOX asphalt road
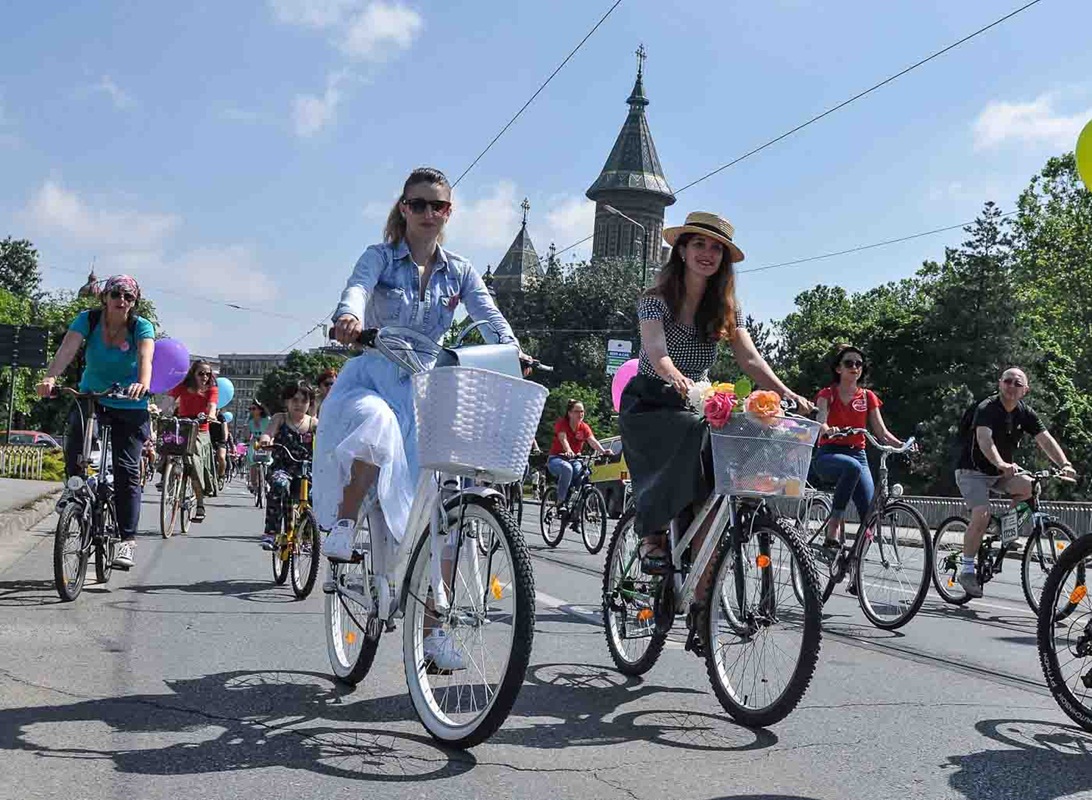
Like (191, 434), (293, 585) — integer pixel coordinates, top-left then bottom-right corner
(1, 482), (1090, 800)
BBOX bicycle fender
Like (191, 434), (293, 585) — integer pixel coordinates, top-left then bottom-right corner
(444, 485), (506, 509)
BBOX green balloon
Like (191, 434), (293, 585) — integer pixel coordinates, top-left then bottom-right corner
(1078, 119), (1092, 192)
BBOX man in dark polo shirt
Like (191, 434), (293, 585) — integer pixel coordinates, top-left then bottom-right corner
(954, 367), (1076, 597)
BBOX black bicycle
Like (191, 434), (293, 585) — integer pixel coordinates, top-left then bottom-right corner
(51, 386), (128, 602)
(540, 453), (609, 554)
(932, 468), (1082, 615)
(790, 427), (930, 630)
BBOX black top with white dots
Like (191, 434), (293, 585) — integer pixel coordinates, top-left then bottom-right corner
(636, 295), (745, 382)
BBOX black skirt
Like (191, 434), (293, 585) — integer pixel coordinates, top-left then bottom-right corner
(619, 374), (713, 537)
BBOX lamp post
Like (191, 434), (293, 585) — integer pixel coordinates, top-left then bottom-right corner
(603, 205), (647, 286)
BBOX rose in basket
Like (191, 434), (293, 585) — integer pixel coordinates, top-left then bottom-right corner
(686, 381), (739, 429)
(743, 389), (783, 428)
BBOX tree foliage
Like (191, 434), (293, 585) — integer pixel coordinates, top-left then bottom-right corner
(256, 349), (347, 413)
(0, 237), (42, 299)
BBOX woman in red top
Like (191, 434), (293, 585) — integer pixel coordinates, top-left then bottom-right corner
(168, 360), (219, 522)
(813, 345), (905, 548)
(547, 399), (608, 507)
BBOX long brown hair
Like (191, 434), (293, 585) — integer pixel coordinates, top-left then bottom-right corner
(648, 232), (739, 342)
(383, 167), (451, 245)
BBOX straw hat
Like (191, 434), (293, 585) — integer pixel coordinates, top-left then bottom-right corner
(663, 211), (745, 263)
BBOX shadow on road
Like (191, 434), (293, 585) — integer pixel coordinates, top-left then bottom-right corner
(0, 669), (475, 782)
(0, 579), (64, 608)
(946, 718), (1092, 800)
(120, 579), (298, 603)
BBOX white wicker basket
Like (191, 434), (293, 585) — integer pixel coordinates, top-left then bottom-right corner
(710, 413), (820, 497)
(413, 366), (548, 483)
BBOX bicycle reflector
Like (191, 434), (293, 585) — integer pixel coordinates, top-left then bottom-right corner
(756, 554), (771, 569)
(490, 575), (504, 600)
(890, 483), (905, 497)
(1070, 585), (1087, 604)
(637, 608), (654, 622)
(345, 631), (357, 645)
(66, 476), (84, 491)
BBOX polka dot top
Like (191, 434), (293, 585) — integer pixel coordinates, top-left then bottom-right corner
(636, 295), (744, 382)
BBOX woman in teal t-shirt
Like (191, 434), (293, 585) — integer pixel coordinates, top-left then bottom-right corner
(37, 275), (155, 570)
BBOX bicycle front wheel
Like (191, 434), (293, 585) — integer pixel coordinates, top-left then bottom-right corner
(1037, 533), (1092, 732)
(53, 504), (89, 602)
(403, 495), (534, 749)
(580, 486), (609, 555)
(856, 502), (932, 630)
(95, 497), (119, 585)
(705, 516), (822, 728)
(290, 508), (321, 599)
(160, 460), (181, 538)
(179, 473), (193, 534)
(931, 515), (973, 605)
(1023, 520), (1083, 618)
(539, 487), (564, 547)
(602, 508), (667, 675)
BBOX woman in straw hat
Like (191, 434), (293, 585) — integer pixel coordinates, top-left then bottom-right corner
(619, 211), (812, 579)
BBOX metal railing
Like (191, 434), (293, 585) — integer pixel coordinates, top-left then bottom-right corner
(0, 445), (44, 480)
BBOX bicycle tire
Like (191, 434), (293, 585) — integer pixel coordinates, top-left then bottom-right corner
(180, 474), (193, 534)
(95, 497), (118, 585)
(602, 507), (667, 675)
(539, 487), (564, 548)
(1023, 519), (1084, 619)
(580, 486), (609, 555)
(1037, 533), (1092, 732)
(160, 460), (180, 539)
(290, 508), (321, 599)
(53, 503), (89, 602)
(326, 509), (383, 686)
(403, 494), (534, 749)
(856, 501), (932, 630)
(931, 515), (973, 605)
(704, 515), (823, 728)
(790, 494), (833, 606)
(255, 465), (265, 508)
(512, 484), (524, 529)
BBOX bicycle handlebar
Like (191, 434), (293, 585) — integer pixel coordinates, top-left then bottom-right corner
(824, 426), (916, 455)
(52, 384), (130, 401)
(256, 441), (310, 464)
(328, 326), (554, 374)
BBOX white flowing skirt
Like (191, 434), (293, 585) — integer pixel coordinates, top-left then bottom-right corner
(313, 352), (419, 542)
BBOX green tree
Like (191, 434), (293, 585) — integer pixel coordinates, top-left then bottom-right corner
(0, 237), (42, 299)
(256, 349), (347, 412)
(537, 381), (610, 452)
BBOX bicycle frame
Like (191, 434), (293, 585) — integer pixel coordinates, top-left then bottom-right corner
(966, 473), (1060, 584)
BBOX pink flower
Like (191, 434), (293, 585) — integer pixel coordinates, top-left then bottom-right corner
(704, 391), (736, 429)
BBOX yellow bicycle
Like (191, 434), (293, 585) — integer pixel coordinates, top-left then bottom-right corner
(259, 443), (321, 599)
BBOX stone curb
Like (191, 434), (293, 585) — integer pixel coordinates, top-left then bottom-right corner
(0, 488), (62, 540)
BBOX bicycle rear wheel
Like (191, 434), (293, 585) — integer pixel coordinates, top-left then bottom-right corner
(539, 487), (564, 547)
(579, 486), (608, 555)
(704, 516), (822, 728)
(856, 502), (931, 630)
(403, 495), (534, 749)
(1023, 520), (1083, 618)
(931, 516), (973, 605)
(290, 509), (321, 599)
(326, 511), (383, 685)
(602, 508), (667, 675)
(53, 504), (89, 602)
(179, 474), (193, 534)
(160, 460), (181, 539)
(1037, 533), (1092, 732)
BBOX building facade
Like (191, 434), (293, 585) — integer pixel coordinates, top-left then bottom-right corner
(217, 353), (288, 439)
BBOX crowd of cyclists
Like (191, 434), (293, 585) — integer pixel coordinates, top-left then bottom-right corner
(29, 165), (1089, 745)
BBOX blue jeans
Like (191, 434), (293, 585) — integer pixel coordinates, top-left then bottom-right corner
(812, 445), (874, 522)
(547, 456), (584, 504)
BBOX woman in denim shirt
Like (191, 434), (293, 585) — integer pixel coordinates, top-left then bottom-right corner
(315, 168), (519, 596)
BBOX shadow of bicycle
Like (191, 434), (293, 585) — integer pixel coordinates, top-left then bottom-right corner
(0, 669), (473, 782)
(120, 579), (299, 604)
(946, 718), (1092, 800)
(0, 579), (67, 608)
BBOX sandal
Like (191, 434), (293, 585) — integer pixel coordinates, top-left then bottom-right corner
(638, 535), (671, 575)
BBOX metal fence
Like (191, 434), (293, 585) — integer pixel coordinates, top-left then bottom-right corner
(828, 493), (1092, 533)
(0, 445), (44, 480)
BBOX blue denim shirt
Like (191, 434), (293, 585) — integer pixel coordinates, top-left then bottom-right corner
(334, 241), (518, 346)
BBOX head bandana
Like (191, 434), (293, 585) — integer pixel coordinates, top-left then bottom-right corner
(102, 274), (141, 302)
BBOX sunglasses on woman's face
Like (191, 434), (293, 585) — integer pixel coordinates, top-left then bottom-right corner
(841, 359), (864, 369)
(109, 289), (136, 303)
(197, 371), (212, 378)
(401, 198), (452, 215)
(320, 381), (334, 389)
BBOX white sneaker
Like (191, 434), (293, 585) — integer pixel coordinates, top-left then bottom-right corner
(957, 571), (983, 598)
(322, 519), (357, 562)
(113, 541), (135, 570)
(422, 629), (467, 672)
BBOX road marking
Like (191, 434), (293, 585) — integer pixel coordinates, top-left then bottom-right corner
(536, 590), (685, 651)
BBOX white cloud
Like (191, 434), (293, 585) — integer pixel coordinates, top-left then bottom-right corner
(269, 0), (358, 28)
(24, 180), (179, 250)
(973, 93), (1092, 150)
(543, 195), (595, 254)
(293, 75), (342, 138)
(93, 75), (133, 109)
(168, 246), (278, 305)
(339, 2), (422, 62)
(446, 181), (521, 250)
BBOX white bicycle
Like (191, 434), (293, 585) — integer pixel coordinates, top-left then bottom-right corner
(323, 325), (549, 749)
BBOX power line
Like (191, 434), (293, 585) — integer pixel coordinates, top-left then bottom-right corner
(451, 0), (626, 188)
(737, 211), (1017, 275)
(554, 0), (1044, 256)
(279, 313), (331, 353)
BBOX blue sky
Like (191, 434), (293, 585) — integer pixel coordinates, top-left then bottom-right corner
(2, 0), (1090, 357)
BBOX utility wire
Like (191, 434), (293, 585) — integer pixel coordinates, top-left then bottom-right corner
(451, 0), (625, 188)
(279, 313), (331, 354)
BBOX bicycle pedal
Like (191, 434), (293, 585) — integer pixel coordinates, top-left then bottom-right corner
(322, 579), (336, 594)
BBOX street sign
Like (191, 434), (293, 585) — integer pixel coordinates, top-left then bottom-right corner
(606, 338), (633, 376)
(0, 325), (49, 368)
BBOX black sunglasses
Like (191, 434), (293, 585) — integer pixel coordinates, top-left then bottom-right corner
(109, 289), (137, 303)
(320, 380), (334, 388)
(196, 370), (212, 378)
(1002, 377), (1026, 388)
(841, 359), (864, 369)
(401, 198), (452, 215)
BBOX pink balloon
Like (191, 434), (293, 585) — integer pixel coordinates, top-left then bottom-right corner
(149, 338), (191, 394)
(611, 359), (639, 412)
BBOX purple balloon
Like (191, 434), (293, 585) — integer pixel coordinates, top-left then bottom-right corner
(149, 338), (190, 394)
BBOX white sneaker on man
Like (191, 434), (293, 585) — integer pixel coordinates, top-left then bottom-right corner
(422, 629), (467, 672)
(322, 519), (357, 562)
(113, 541), (135, 570)
(957, 571), (983, 598)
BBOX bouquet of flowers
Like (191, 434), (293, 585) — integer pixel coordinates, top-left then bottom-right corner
(687, 376), (785, 430)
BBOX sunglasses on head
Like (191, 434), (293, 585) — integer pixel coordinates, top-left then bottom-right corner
(401, 198), (452, 215)
(841, 359), (864, 369)
(1002, 377), (1026, 388)
(109, 289), (136, 303)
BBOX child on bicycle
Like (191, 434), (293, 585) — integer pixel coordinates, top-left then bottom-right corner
(258, 380), (317, 551)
